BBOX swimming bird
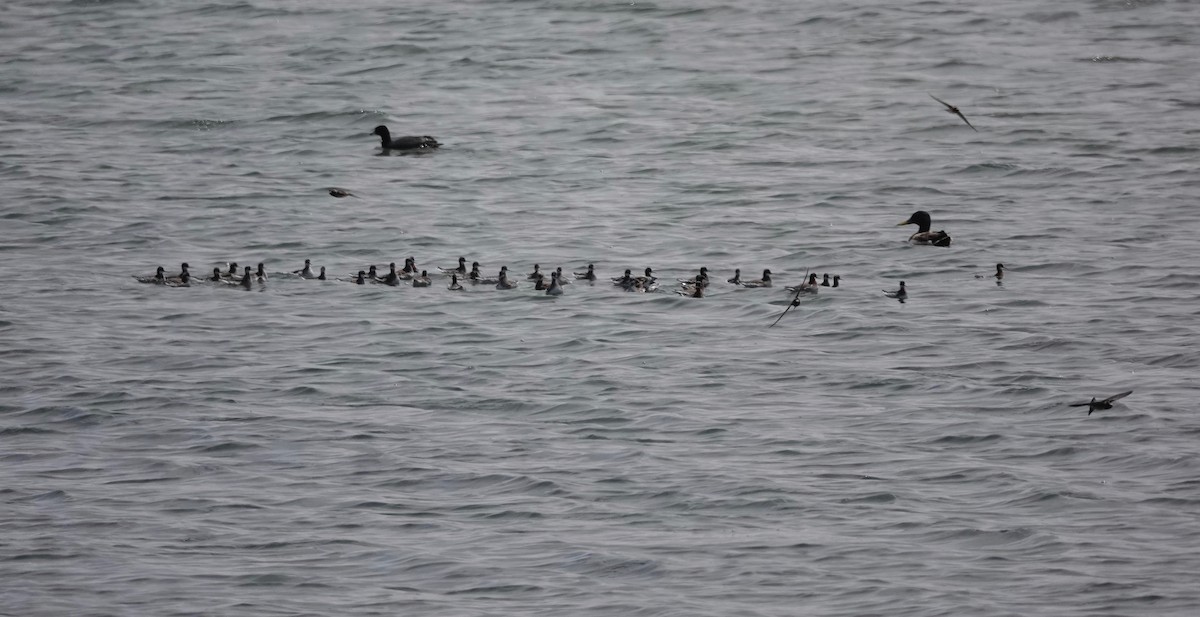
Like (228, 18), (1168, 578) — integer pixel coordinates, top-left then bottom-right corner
(402, 257), (418, 275)
(381, 262), (400, 286)
(553, 267), (570, 285)
(770, 268), (809, 328)
(786, 273), (820, 294)
(821, 274), (831, 287)
(679, 267), (709, 287)
(355, 270), (366, 285)
(222, 262), (239, 279)
(495, 267), (517, 290)
(929, 93), (977, 131)
(883, 281), (907, 303)
(898, 211), (952, 247)
(546, 272), (564, 296)
(574, 264), (597, 282)
(1070, 390), (1133, 416)
(613, 269), (634, 288)
(742, 269), (773, 288)
(366, 264), (380, 281)
(166, 263), (190, 284)
(328, 188), (357, 198)
(412, 270), (432, 287)
(448, 274), (463, 291)
(478, 266), (507, 286)
(317, 266), (326, 281)
(637, 267), (657, 284)
(533, 273), (548, 291)
(294, 259), (317, 279)
(255, 263), (267, 282)
(371, 125), (440, 151)
(208, 267), (223, 282)
(527, 264), (542, 281)
(440, 257), (467, 276)
(832, 275), (841, 288)
(976, 263), (1005, 280)
(468, 261), (482, 283)
(238, 266), (253, 289)
(727, 269), (741, 285)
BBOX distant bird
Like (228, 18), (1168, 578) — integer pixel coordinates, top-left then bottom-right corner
(929, 93), (977, 131)
(727, 269), (742, 285)
(533, 273), (548, 291)
(166, 263), (190, 284)
(898, 210), (952, 247)
(883, 281), (907, 303)
(546, 272), (564, 296)
(613, 269), (634, 288)
(255, 263), (267, 282)
(208, 267), (222, 282)
(317, 266), (326, 281)
(371, 125), (440, 151)
(742, 269), (773, 288)
(976, 263), (1005, 280)
(294, 259), (318, 279)
(786, 272), (820, 294)
(355, 271), (366, 285)
(527, 264), (542, 281)
(574, 264), (597, 282)
(448, 274), (463, 291)
(495, 267), (516, 290)
(222, 262), (239, 279)
(832, 275), (841, 288)
(440, 256), (467, 276)
(821, 274), (831, 287)
(237, 266), (253, 289)
(1070, 390), (1133, 416)
(412, 270), (432, 287)
(328, 188), (357, 198)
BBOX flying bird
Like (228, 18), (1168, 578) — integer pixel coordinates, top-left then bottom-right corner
(929, 93), (977, 131)
(1070, 390), (1133, 416)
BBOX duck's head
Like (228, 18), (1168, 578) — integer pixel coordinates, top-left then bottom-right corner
(388, 262), (396, 271)
(624, 269), (632, 276)
(644, 267), (653, 276)
(808, 273), (818, 284)
(368, 265), (378, 274)
(458, 256), (466, 264)
(700, 267), (708, 275)
(420, 270), (427, 277)
(763, 269), (772, 278)
(371, 125), (389, 137)
(244, 266), (252, 273)
(822, 273), (830, 282)
(996, 263), (1005, 271)
(899, 211), (933, 232)
(227, 262), (238, 273)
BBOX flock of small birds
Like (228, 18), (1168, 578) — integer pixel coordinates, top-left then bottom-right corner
(132, 104), (1133, 415)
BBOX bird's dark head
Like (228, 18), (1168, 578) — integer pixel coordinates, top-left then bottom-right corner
(996, 263), (1005, 271)
(763, 269), (772, 277)
(644, 267), (653, 276)
(244, 266), (252, 273)
(372, 125), (389, 137)
(899, 210), (932, 231)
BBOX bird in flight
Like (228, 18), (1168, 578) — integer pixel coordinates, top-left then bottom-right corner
(1069, 390), (1132, 415)
(929, 93), (977, 131)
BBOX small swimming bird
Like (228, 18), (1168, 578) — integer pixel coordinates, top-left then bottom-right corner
(637, 267), (657, 284)
(495, 267), (516, 290)
(929, 93), (977, 132)
(222, 262), (239, 279)
(479, 265), (507, 286)
(546, 272), (564, 296)
(679, 267), (709, 287)
(255, 263), (267, 282)
(1070, 390), (1133, 416)
(371, 125), (440, 151)
(440, 257), (467, 276)
(553, 267), (570, 285)
(898, 210), (952, 247)
(412, 270), (432, 287)
(976, 263), (1005, 280)
(238, 266), (253, 289)
(365, 264), (379, 281)
(727, 269), (741, 285)
(294, 259), (318, 279)
(821, 274), (831, 287)
(574, 264), (597, 281)
(165, 271), (190, 287)
(328, 188), (357, 198)
(355, 270), (366, 285)
(468, 261), (482, 283)
(527, 264), (542, 281)
(208, 267), (223, 282)
(533, 273), (548, 291)
(678, 283), (704, 298)
(448, 274), (463, 291)
(742, 269), (773, 288)
(317, 266), (326, 281)
(786, 273), (820, 294)
(613, 269), (634, 288)
(832, 275), (841, 288)
(402, 257), (418, 275)
(883, 281), (907, 303)
(381, 262), (400, 286)
(166, 263), (190, 284)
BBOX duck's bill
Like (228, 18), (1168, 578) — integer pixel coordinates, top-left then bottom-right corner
(896, 219), (912, 226)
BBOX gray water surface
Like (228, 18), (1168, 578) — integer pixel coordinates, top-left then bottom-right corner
(3, 1), (1200, 615)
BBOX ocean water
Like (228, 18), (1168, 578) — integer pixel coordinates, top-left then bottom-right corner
(3, 0), (1200, 615)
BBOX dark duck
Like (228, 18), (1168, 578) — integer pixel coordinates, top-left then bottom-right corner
(371, 125), (440, 151)
(898, 211), (951, 247)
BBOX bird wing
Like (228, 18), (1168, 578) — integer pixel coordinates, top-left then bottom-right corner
(928, 93), (953, 110)
(954, 110), (978, 131)
(769, 269), (807, 328)
(1101, 390), (1133, 405)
